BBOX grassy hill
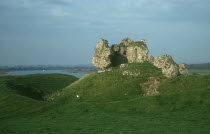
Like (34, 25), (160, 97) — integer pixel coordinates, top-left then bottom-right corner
(0, 74), (78, 119)
(51, 62), (164, 102)
(0, 63), (210, 134)
(52, 62), (210, 103)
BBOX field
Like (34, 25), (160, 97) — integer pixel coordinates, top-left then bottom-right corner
(0, 63), (210, 134)
(188, 69), (210, 75)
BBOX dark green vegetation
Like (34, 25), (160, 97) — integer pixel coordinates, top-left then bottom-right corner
(186, 63), (210, 75)
(186, 63), (210, 70)
(128, 41), (147, 48)
(188, 69), (210, 75)
(0, 74), (78, 119)
(3, 74), (78, 100)
(0, 63), (210, 134)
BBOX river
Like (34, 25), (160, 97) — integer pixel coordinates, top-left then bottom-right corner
(6, 70), (88, 78)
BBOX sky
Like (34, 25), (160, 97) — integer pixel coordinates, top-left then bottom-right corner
(0, 0), (210, 65)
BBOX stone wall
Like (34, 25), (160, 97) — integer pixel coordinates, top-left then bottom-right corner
(92, 39), (113, 70)
(92, 38), (188, 77)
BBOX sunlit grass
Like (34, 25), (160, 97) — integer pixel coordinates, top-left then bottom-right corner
(0, 64), (210, 134)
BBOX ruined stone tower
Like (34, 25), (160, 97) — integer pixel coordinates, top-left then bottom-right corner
(92, 38), (188, 78)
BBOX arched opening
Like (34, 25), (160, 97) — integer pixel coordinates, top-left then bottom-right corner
(134, 48), (138, 62)
(123, 51), (126, 56)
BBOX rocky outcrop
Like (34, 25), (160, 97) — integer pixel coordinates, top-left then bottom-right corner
(146, 56), (155, 63)
(153, 55), (179, 78)
(120, 38), (134, 46)
(92, 38), (188, 78)
(141, 77), (160, 96)
(178, 64), (188, 75)
(92, 39), (113, 70)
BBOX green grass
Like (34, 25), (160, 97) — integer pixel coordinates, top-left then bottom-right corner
(1, 88), (210, 134)
(158, 75), (210, 93)
(0, 74), (78, 119)
(0, 64), (210, 134)
(52, 62), (164, 102)
(64, 69), (97, 73)
(2, 74), (78, 100)
(128, 41), (147, 48)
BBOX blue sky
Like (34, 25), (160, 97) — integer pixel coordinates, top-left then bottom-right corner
(0, 0), (210, 65)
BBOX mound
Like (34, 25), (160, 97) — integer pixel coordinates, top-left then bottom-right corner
(51, 62), (164, 102)
(52, 62), (210, 103)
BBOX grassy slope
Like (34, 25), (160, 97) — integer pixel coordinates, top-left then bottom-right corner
(52, 62), (164, 102)
(0, 63), (210, 134)
(3, 74), (78, 100)
(0, 74), (78, 119)
(1, 89), (210, 134)
(158, 75), (210, 93)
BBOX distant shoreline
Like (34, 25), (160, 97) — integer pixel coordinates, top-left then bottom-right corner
(1, 69), (210, 76)
(188, 69), (210, 75)
(0, 71), (6, 76)
(3, 70), (88, 78)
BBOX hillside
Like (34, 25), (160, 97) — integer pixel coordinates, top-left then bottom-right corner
(0, 63), (210, 133)
(52, 62), (210, 103)
(0, 74), (78, 119)
(51, 62), (164, 102)
(4, 74), (78, 100)
(1, 89), (210, 134)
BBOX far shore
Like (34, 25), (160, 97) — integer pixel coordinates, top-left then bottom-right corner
(0, 71), (6, 76)
(0, 71), (18, 76)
